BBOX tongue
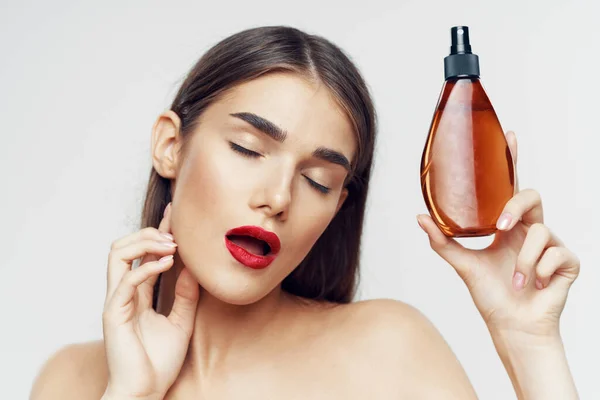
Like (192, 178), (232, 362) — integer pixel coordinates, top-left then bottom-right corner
(228, 235), (265, 256)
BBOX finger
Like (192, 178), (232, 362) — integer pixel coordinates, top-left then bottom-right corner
(135, 203), (174, 309)
(506, 130), (518, 166)
(496, 188), (544, 230)
(106, 239), (177, 303)
(158, 203), (173, 235)
(110, 226), (174, 251)
(105, 255), (175, 318)
(513, 223), (562, 291)
(141, 203), (174, 292)
(505, 131), (519, 193)
(535, 246), (580, 290)
(167, 267), (200, 338)
(417, 214), (477, 283)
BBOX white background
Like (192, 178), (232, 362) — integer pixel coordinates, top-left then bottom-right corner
(1, 0), (598, 398)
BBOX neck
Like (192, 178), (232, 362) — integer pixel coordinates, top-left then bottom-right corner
(189, 282), (288, 371)
(156, 256), (293, 378)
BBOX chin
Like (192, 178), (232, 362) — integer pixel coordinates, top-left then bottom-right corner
(181, 255), (283, 306)
(174, 231), (290, 306)
(202, 272), (280, 305)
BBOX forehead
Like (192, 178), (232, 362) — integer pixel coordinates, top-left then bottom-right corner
(212, 72), (356, 158)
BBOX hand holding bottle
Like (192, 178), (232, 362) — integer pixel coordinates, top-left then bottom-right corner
(418, 132), (580, 340)
(101, 203), (200, 400)
(418, 132), (580, 398)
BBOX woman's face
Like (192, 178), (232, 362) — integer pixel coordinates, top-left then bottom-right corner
(159, 72), (356, 305)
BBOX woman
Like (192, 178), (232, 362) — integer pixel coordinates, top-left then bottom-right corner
(31, 26), (580, 399)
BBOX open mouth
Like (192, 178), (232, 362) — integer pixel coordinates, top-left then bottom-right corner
(226, 235), (272, 256)
(224, 226), (281, 269)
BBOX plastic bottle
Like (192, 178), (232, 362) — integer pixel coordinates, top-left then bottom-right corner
(420, 26), (515, 237)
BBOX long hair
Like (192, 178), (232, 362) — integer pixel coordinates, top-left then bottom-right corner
(141, 26), (377, 307)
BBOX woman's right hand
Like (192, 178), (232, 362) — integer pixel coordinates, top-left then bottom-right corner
(101, 203), (200, 400)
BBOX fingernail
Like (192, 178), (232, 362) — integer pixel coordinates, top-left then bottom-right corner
(535, 279), (543, 290)
(160, 232), (174, 241)
(159, 255), (174, 263)
(159, 241), (177, 248)
(513, 271), (525, 290)
(497, 213), (512, 230)
(163, 203), (171, 217)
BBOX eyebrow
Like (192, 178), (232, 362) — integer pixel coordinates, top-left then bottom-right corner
(230, 112), (352, 172)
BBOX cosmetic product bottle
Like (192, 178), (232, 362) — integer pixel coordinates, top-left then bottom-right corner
(420, 26), (515, 238)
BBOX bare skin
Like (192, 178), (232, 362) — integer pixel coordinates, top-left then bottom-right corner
(31, 72), (579, 399)
(31, 299), (475, 399)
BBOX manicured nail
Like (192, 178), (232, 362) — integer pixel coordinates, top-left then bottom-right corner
(535, 279), (543, 290)
(160, 232), (174, 241)
(163, 203), (171, 217)
(497, 213), (512, 230)
(513, 271), (525, 290)
(158, 255), (174, 263)
(159, 241), (177, 248)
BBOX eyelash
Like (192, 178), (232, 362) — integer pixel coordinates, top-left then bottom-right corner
(229, 142), (331, 194)
(229, 142), (260, 157)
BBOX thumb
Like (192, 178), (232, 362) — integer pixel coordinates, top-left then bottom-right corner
(505, 131), (520, 193)
(506, 130), (518, 165)
(417, 214), (475, 282)
(167, 267), (200, 338)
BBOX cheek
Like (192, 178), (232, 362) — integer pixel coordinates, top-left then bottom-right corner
(174, 136), (251, 212)
(285, 205), (337, 263)
(170, 140), (235, 246)
(177, 151), (220, 215)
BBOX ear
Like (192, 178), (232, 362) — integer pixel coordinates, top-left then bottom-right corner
(152, 110), (183, 179)
(335, 187), (349, 214)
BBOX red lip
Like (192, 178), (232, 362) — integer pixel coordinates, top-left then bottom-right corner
(225, 226), (281, 269)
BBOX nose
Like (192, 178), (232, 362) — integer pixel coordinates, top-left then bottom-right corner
(249, 168), (293, 221)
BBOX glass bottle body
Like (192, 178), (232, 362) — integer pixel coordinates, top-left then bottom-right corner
(420, 78), (515, 237)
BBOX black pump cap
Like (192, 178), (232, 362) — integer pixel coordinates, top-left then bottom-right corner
(444, 26), (480, 80)
(450, 26), (472, 54)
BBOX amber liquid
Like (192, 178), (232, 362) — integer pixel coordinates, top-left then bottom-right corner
(420, 78), (515, 237)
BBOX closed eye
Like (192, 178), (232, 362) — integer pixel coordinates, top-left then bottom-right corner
(229, 142), (261, 158)
(304, 176), (330, 194)
(230, 142), (331, 195)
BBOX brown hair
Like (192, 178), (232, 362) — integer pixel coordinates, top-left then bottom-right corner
(141, 26), (377, 306)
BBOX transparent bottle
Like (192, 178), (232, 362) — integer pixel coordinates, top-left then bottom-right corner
(420, 26), (515, 237)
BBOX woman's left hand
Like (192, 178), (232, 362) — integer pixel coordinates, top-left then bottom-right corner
(417, 131), (580, 341)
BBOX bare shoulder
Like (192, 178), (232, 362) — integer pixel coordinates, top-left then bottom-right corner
(328, 298), (446, 354)
(30, 340), (108, 400)
(328, 299), (478, 399)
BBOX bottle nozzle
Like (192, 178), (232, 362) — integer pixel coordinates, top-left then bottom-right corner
(450, 26), (472, 54)
(444, 25), (480, 80)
